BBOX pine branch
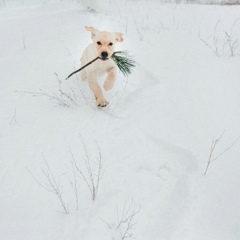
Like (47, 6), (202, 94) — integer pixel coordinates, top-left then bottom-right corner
(111, 51), (136, 77)
(66, 50), (136, 79)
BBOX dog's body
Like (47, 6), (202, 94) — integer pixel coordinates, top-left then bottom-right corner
(80, 26), (123, 107)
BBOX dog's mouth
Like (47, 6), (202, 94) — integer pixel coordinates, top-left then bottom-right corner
(99, 57), (109, 61)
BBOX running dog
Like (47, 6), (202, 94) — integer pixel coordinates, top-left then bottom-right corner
(81, 26), (124, 107)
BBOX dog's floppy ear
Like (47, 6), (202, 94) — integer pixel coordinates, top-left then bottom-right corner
(85, 26), (99, 38)
(114, 32), (124, 42)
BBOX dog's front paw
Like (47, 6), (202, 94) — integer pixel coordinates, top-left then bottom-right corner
(96, 97), (109, 107)
(103, 80), (114, 91)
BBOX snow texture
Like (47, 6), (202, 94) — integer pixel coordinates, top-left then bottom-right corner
(0, 0), (240, 240)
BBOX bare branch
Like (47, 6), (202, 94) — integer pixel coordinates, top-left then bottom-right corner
(70, 138), (103, 201)
(100, 217), (113, 230)
(116, 201), (140, 240)
(211, 135), (240, 162)
(27, 156), (68, 214)
(15, 73), (78, 108)
(68, 158), (80, 211)
(204, 132), (240, 175)
(69, 147), (93, 196)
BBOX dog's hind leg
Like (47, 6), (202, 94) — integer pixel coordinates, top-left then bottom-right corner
(89, 70), (108, 107)
(103, 67), (117, 90)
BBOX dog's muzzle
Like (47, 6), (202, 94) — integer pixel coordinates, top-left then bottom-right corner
(101, 51), (108, 60)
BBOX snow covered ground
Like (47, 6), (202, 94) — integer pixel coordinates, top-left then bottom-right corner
(1, 0), (240, 239)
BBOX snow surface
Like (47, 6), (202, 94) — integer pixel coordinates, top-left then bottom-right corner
(1, 0), (240, 239)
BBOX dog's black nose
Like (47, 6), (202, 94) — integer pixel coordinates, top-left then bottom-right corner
(101, 51), (108, 59)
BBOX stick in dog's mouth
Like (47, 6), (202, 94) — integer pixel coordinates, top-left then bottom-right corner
(99, 57), (109, 61)
(66, 51), (135, 80)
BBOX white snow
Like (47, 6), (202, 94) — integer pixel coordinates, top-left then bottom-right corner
(1, 0), (240, 239)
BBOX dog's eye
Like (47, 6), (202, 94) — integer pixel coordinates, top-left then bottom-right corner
(97, 41), (101, 45)
(109, 42), (113, 46)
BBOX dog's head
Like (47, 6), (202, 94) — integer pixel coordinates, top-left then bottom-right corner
(85, 26), (124, 60)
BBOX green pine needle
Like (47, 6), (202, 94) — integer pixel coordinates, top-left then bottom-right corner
(111, 51), (136, 77)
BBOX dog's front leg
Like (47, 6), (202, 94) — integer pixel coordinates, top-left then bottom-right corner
(103, 67), (117, 91)
(89, 70), (108, 107)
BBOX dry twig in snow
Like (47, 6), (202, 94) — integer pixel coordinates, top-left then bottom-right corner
(101, 201), (140, 240)
(71, 136), (102, 201)
(116, 201), (140, 240)
(68, 154), (80, 211)
(28, 156), (68, 214)
(204, 132), (240, 175)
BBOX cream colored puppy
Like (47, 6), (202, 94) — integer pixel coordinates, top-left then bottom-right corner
(81, 26), (124, 107)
